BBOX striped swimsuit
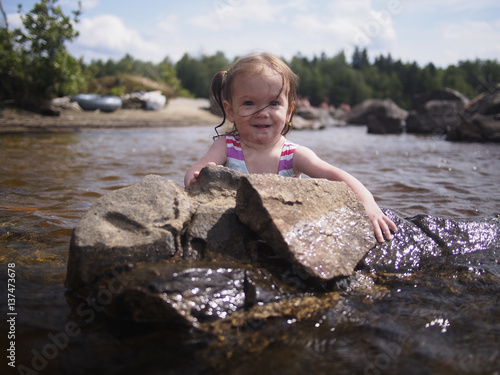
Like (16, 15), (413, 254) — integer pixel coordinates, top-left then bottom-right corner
(225, 134), (298, 177)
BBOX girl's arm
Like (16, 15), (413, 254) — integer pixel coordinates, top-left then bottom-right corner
(293, 146), (397, 242)
(184, 137), (227, 187)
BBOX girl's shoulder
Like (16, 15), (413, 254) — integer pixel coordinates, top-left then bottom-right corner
(292, 144), (320, 162)
(207, 135), (228, 153)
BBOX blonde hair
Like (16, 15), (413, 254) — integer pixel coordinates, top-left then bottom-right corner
(211, 52), (299, 136)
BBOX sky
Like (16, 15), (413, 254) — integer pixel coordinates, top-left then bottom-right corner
(4, 0), (500, 67)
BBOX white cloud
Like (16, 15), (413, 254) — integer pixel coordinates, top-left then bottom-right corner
(73, 14), (164, 61)
(403, 0), (499, 14)
(288, 0), (398, 57)
(44, 0), (500, 66)
(189, 0), (302, 30)
(442, 19), (500, 62)
(391, 17), (500, 67)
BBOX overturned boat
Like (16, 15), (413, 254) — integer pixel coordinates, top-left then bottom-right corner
(72, 94), (122, 113)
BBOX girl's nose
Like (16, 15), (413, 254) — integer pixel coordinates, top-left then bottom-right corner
(255, 104), (271, 117)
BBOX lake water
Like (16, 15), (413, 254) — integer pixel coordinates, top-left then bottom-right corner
(1, 125), (499, 374)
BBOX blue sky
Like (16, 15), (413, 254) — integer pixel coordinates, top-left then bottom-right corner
(5, 0), (500, 67)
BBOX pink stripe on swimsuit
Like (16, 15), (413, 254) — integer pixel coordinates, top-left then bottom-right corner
(225, 134), (297, 177)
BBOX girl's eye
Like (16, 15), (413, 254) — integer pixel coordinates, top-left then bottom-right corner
(270, 101), (280, 106)
(243, 101), (254, 106)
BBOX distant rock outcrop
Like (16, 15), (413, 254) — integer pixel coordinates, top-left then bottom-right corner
(406, 88), (469, 135)
(446, 84), (500, 142)
(345, 98), (408, 134)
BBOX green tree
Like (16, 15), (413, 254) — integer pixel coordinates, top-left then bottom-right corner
(0, 0), (84, 106)
(176, 51), (230, 98)
(442, 65), (473, 97)
(158, 57), (190, 96)
(351, 47), (369, 70)
(458, 59), (500, 97)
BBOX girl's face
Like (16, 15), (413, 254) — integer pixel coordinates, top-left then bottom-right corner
(223, 69), (291, 145)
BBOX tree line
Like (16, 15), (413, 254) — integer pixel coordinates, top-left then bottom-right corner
(86, 49), (500, 110)
(1, 0), (499, 110)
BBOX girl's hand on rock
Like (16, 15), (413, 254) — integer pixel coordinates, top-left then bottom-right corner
(187, 171), (200, 187)
(187, 162), (222, 187)
(366, 206), (398, 242)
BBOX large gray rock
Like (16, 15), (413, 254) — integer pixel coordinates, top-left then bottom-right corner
(185, 166), (261, 262)
(406, 100), (464, 134)
(346, 98), (407, 134)
(446, 85), (500, 142)
(468, 84), (500, 115)
(411, 88), (469, 113)
(66, 175), (194, 295)
(235, 174), (376, 280)
(407, 85), (500, 142)
(406, 88), (469, 135)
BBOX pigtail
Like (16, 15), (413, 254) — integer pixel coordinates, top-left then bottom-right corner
(210, 71), (228, 138)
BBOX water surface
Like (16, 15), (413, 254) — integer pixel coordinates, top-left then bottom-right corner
(1, 125), (499, 374)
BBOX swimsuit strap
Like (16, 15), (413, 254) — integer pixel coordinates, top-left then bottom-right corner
(225, 134), (298, 177)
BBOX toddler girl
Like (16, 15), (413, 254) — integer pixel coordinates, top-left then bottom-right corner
(184, 52), (397, 242)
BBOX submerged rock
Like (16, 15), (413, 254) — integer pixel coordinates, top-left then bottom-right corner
(359, 209), (441, 273)
(102, 261), (290, 326)
(409, 214), (500, 254)
(66, 167), (500, 328)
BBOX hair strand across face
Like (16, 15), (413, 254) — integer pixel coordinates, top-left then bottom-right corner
(210, 52), (298, 137)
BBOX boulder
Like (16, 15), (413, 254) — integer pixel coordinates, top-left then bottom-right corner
(294, 104), (346, 129)
(466, 84), (500, 115)
(406, 88), (469, 135)
(411, 88), (469, 113)
(446, 85), (500, 142)
(235, 174), (376, 280)
(66, 175), (194, 296)
(101, 261), (290, 326)
(408, 214), (500, 254)
(66, 167), (500, 327)
(366, 113), (404, 134)
(406, 100), (464, 134)
(185, 166), (258, 262)
(359, 209), (441, 273)
(346, 99), (407, 134)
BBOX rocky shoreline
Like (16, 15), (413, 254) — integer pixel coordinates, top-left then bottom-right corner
(2, 86), (499, 142)
(0, 97), (223, 132)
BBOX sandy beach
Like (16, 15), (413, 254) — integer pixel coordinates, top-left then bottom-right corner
(0, 97), (223, 132)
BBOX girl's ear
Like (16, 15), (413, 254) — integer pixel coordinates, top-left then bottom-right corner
(223, 100), (235, 123)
